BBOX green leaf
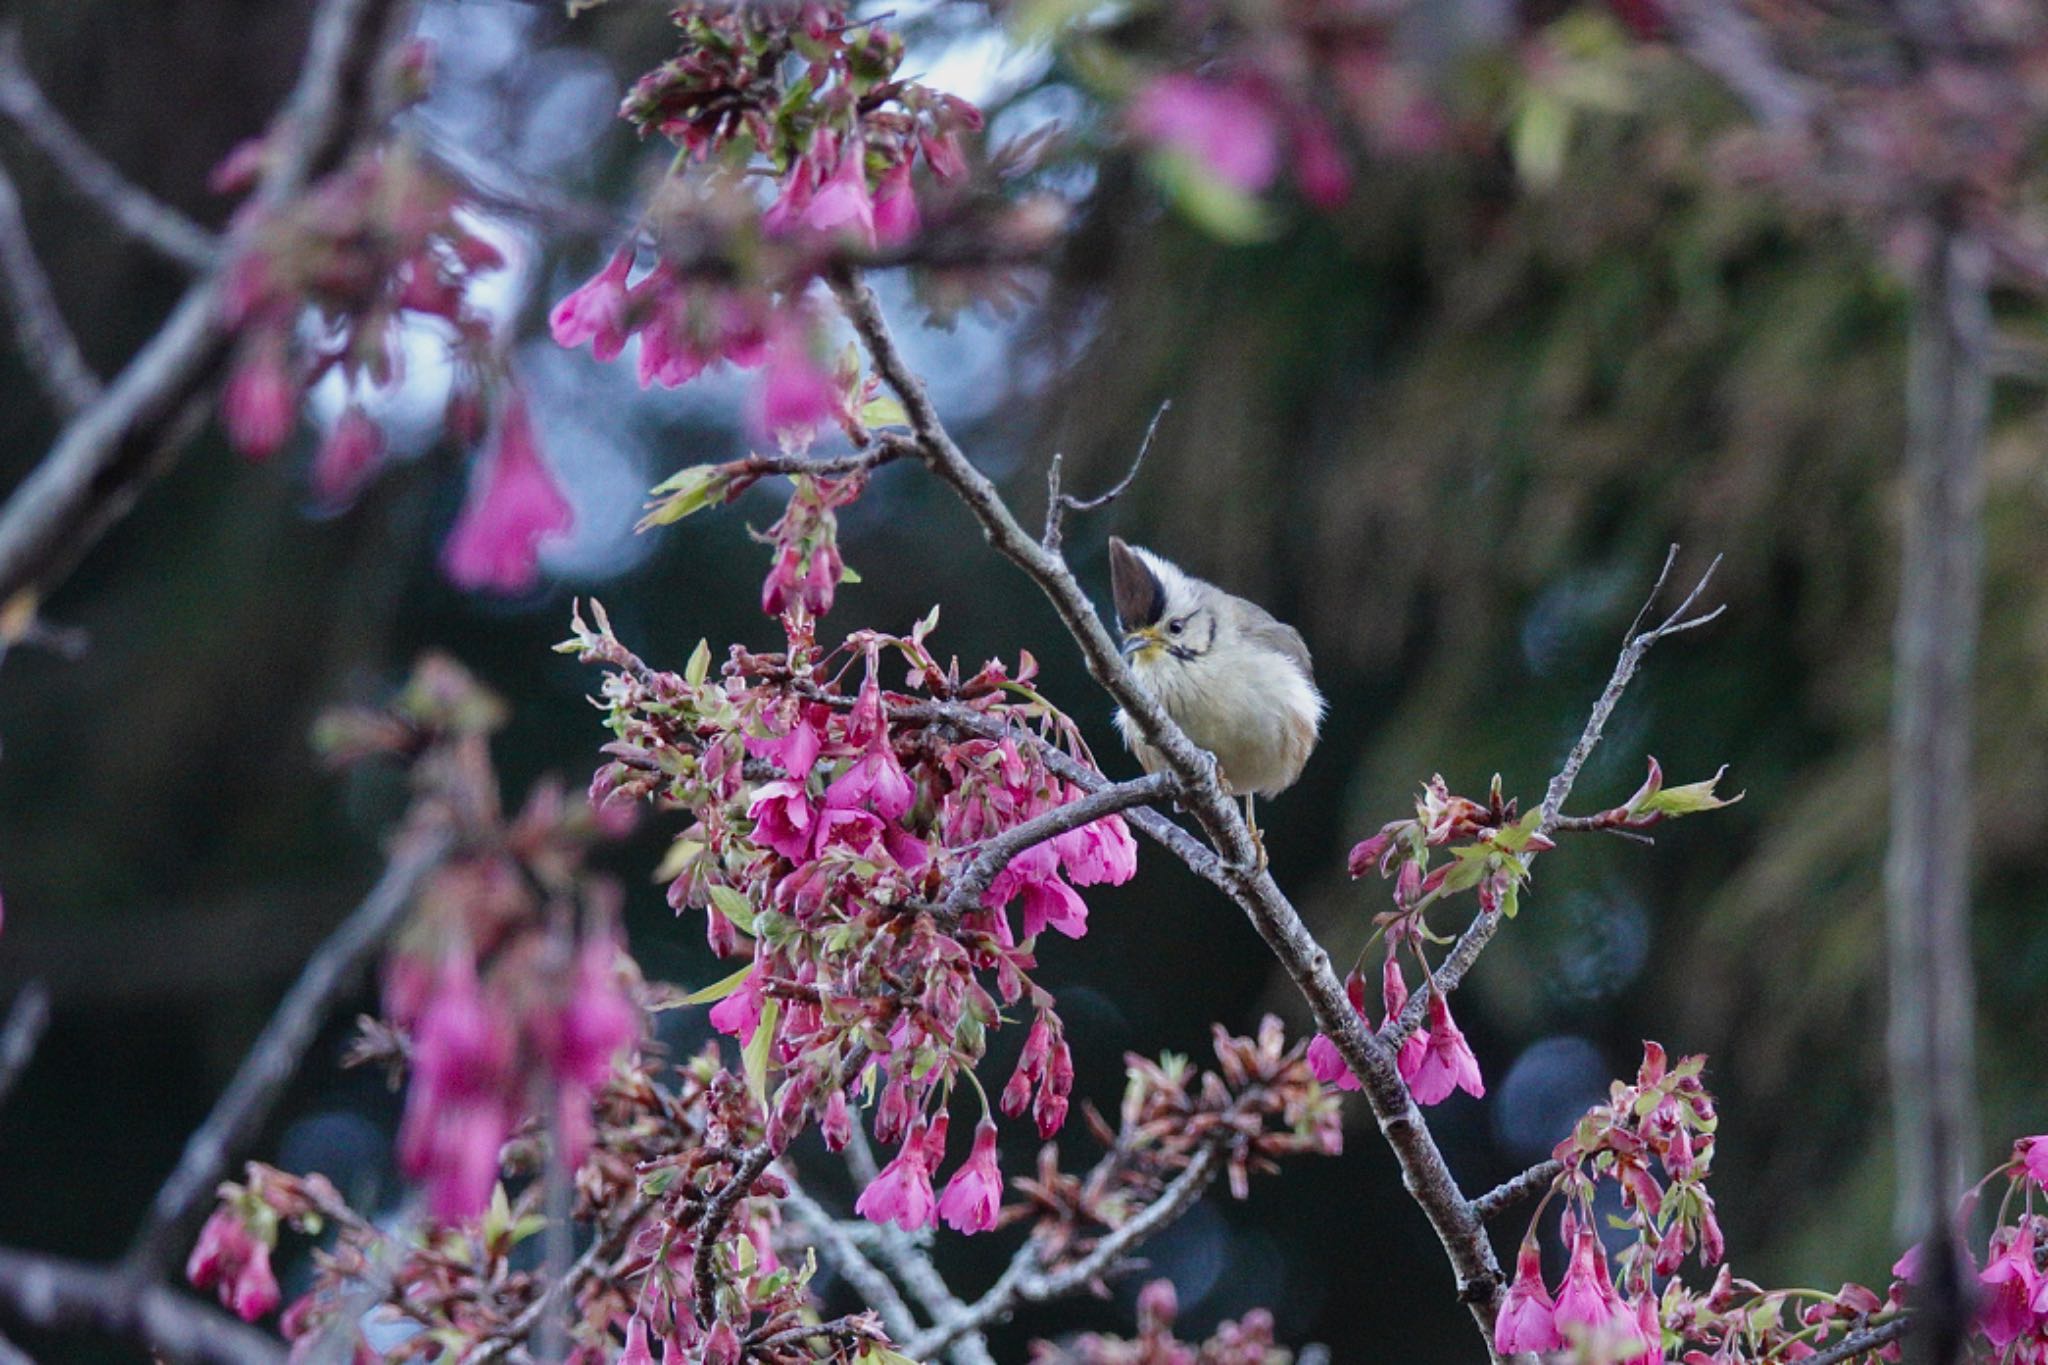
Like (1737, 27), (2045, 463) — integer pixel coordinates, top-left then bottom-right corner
(685, 638), (712, 687)
(1499, 878), (1521, 920)
(1146, 152), (1276, 244)
(638, 465), (731, 531)
(708, 885), (758, 935)
(1637, 765), (1744, 817)
(677, 961), (755, 1007)
(859, 394), (909, 429)
(838, 563), (862, 585)
(743, 998), (781, 1106)
(1511, 91), (1572, 188)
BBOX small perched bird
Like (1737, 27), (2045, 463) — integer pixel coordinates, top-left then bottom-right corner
(1107, 537), (1324, 837)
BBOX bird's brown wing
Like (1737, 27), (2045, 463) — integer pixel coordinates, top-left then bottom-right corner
(1233, 598), (1315, 682)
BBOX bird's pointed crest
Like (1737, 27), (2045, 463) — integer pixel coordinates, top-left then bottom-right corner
(1108, 536), (1167, 631)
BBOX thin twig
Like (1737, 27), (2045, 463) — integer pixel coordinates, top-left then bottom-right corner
(0, 1247), (282, 1365)
(694, 1143), (776, 1327)
(1470, 1161), (1562, 1223)
(0, 28), (218, 270)
(462, 1192), (658, 1364)
(125, 826), (453, 1278)
(1803, 1316), (1911, 1365)
(903, 1143), (1221, 1359)
(1042, 400), (1169, 551)
(861, 1221), (998, 1365)
(833, 266), (1521, 1352)
(0, 984), (49, 1113)
(0, 1325), (32, 1365)
(0, 161), (98, 415)
(1381, 548), (1725, 1052)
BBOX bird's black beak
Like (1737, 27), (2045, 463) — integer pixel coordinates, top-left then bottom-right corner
(1108, 537), (1165, 635)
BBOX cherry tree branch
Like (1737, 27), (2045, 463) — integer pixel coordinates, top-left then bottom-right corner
(777, 1174), (922, 1343)
(0, 28), (219, 270)
(903, 1142), (1222, 1360)
(1471, 1161), (1563, 1223)
(1381, 547), (1724, 1051)
(0, 0), (408, 611)
(1805, 1316), (1911, 1365)
(831, 268), (1515, 1357)
(0, 983), (49, 1113)
(1042, 399), (1169, 553)
(0, 1248), (282, 1365)
(126, 826), (453, 1278)
(461, 1192), (658, 1365)
(0, 162), (99, 416)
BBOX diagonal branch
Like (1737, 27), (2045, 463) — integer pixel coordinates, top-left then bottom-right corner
(1380, 548), (1724, 1051)
(0, 1248), (282, 1365)
(1471, 1160), (1562, 1223)
(832, 267), (1515, 1357)
(0, 983), (49, 1114)
(903, 1142), (1222, 1360)
(0, 29), (219, 271)
(125, 826), (453, 1278)
(922, 771), (1174, 924)
(777, 1173), (924, 1344)
(0, 0), (408, 612)
(0, 161), (98, 415)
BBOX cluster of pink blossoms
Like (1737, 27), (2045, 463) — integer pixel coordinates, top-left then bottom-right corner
(215, 53), (575, 593)
(187, 1196), (282, 1323)
(549, 1), (980, 445)
(576, 585), (1137, 1233)
(1129, 72), (1352, 209)
(1953, 1135), (2048, 1358)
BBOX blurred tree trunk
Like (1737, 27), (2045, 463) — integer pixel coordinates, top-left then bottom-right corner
(1888, 217), (1987, 1365)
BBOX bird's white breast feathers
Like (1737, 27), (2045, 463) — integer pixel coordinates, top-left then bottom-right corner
(1115, 639), (1323, 797)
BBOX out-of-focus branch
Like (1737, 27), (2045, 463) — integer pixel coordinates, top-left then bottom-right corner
(832, 269), (1515, 1357)
(904, 1143), (1222, 1360)
(0, 0), (408, 612)
(462, 1192), (656, 1365)
(0, 162), (98, 415)
(1806, 1316), (1911, 1365)
(777, 1174), (922, 1344)
(0, 28), (219, 270)
(1663, 0), (1819, 131)
(125, 826), (453, 1278)
(0, 983), (49, 1113)
(0, 1248), (283, 1365)
(1887, 222), (1989, 1365)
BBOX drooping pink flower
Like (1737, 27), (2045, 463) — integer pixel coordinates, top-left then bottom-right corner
(703, 1319), (742, 1365)
(921, 129), (967, 181)
(441, 393), (573, 594)
(312, 406), (385, 507)
(1406, 989), (1483, 1105)
(1381, 955), (1430, 1079)
(800, 540), (840, 615)
(1054, 813), (1138, 887)
(746, 710), (821, 779)
(747, 779), (816, 861)
(873, 156), (921, 245)
(856, 1118), (939, 1230)
(1129, 75), (1282, 194)
(549, 246), (634, 362)
(800, 140), (877, 246)
(1555, 1229), (1628, 1341)
(1980, 1223), (2041, 1347)
(1306, 1032), (1361, 1092)
(619, 1316), (658, 1365)
(2019, 1135), (2048, 1187)
(398, 954), (516, 1221)
(1624, 1294), (1665, 1365)
(761, 544), (804, 617)
(1035, 1037), (1073, 1138)
(821, 1087), (853, 1151)
(1019, 870), (1089, 940)
(545, 936), (637, 1092)
(187, 1208), (281, 1322)
(937, 1118), (1004, 1234)
(825, 739), (915, 820)
(708, 972), (765, 1044)
(749, 326), (841, 443)
(1494, 1239), (1564, 1354)
(222, 338), (298, 459)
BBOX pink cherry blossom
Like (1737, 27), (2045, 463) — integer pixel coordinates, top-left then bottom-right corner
(937, 1118), (1004, 1234)
(1406, 989), (1483, 1105)
(620, 1315), (657, 1365)
(1130, 74), (1282, 194)
(708, 972), (765, 1044)
(441, 393), (573, 594)
(1288, 111), (1353, 209)
(1494, 1239), (1564, 1354)
(548, 246), (633, 362)
(1306, 1032), (1361, 1092)
(800, 140), (877, 246)
(2019, 1134), (2048, 1186)
(746, 710), (822, 778)
(747, 779), (815, 860)
(873, 156), (921, 245)
(856, 1117), (939, 1230)
(1054, 812), (1138, 886)
(825, 738), (915, 820)
(545, 936), (636, 1092)
(398, 954), (516, 1220)
(222, 338), (298, 459)
(187, 1208), (281, 1322)
(1555, 1229), (1630, 1342)
(749, 326), (841, 443)
(312, 406), (385, 507)
(1980, 1223), (2041, 1346)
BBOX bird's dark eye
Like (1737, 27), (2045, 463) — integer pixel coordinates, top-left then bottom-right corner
(1168, 618), (1186, 636)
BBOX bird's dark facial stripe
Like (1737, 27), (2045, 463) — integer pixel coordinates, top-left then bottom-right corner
(1108, 537), (1166, 631)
